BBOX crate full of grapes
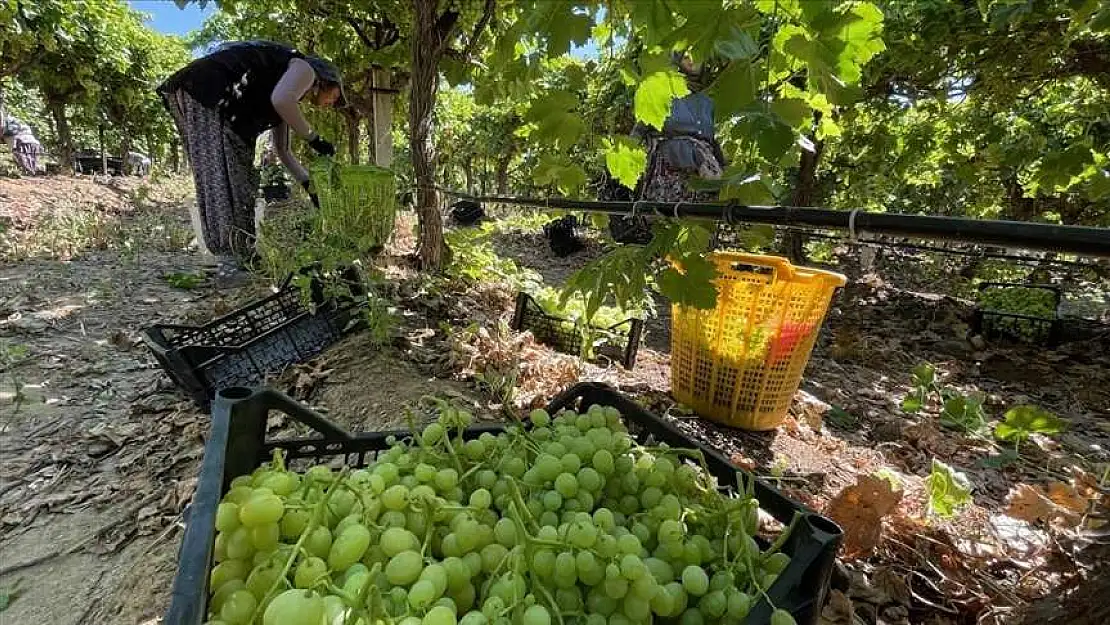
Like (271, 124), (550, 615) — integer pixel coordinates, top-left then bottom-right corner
(973, 282), (1061, 345)
(165, 383), (843, 625)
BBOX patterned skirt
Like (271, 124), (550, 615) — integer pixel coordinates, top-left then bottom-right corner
(610, 136), (724, 243)
(12, 139), (41, 175)
(162, 89), (258, 258)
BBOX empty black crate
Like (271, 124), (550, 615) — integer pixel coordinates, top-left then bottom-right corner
(143, 269), (364, 409)
(511, 292), (644, 369)
(973, 282), (1061, 345)
(165, 382), (842, 625)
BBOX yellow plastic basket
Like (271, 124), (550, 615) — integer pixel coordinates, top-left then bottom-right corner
(310, 161), (397, 251)
(670, 253), (846, 431)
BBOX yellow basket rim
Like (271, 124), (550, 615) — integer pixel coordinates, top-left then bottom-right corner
(708, 251), (847, 287)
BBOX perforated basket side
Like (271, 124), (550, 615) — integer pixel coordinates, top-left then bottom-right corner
(671, 254), (845, 430)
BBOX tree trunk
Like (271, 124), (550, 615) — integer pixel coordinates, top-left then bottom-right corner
(99, 125), (108, 175)
(496, 155), (510, 195)
(410, 0), (446, 269)
(170, 138), (180, 173)
(120, 134), (132, 176)
(346, 111), (361, 164)
(371, 68), (394, 167)
(464, 154), (475, 194)
(0, 80), (6, 129)
(783, 114), (825, 263)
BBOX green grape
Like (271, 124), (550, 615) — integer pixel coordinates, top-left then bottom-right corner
(464, 439), (486, 460)
(424, 605), (457, 625)
(460, 612), (488, 625)
(568, 519), (597, 548)
(727, 591), (752, 619)
(382, 485), (409, 510)
(640, 487), (663, 509)
(578, 467), (603, 493)
(764, 552), (791, 574)
(328, 489), (356, 519)
(480, 543), (509, 573)
(444, 557), (471, 590)
(644, 557), (674, 583)
(304, 526), (332, 559)
(681, 566), (709, 596)
(478, 470), (498, 490)
(532, 549), (556, 579)
(239, 494), (283, 528)
(699, 590), (727, 618)
(219, 589), (258, 625)
(416, 463), (437, 483)
(617, 534), (641, 555)
(294, 556), (328, 589)
(595, 534), (618, 559)
(280, 508), (310, 540)
(555, 551), (577, 584)
(561, 454), (582, 473)
(708, 571), (734, 592)
(246, 565), (282, 600)
(588, 589), (617, 616)
(329, 524), (371, 571)
(409, 580), (439, 609)
(385, 550), (424, 586)
(522, 605), (550, 625)
(423, 422), (445, 445)
(535, 454), (562, 481)
(262, 589), (324, 625)
(529, 409), (551, 427)
(680, 607), (704, 625)
(226, 527), (255, 561)
(620, 554), (645, 580)
(576, 550), (603, 585)
(210, 559), (249, 590)
(470, 488), (492, 509)
(382, 527), (420, 557)
(494, 518), (517, 547)
(770, 608), (797, 625)
(603, 576), (628, 599)
(381, 510), (408, 528)
(436, 468), (460, 491)
(622, 595), (651, 621)
(250, 522), (280, 552)
(463, 552), (483, 578)
(502, 457), (526, 478)
(555, 473), (579, 498)
(543, 490), (563, 511)
(210, 579), (245, 615)
(215, 503), (241, 533)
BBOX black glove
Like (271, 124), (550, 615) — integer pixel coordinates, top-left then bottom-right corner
(308, 134), (335, 157)
(302, 180), (320, 208)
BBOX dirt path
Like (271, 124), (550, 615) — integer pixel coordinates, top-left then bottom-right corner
(0, 176), (466, 623)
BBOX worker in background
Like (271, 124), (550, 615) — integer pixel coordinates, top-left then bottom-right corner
(2, 117), (44, 176)
(127, 151), (152, 176)
(157, 40), (345, 284)
(611, 53), (726, 243)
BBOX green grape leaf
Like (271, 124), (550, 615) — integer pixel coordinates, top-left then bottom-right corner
(714, 25), (760, 60)
(939, 393), (986, 433)
(994, 405), (1067, 443)
(755, 116), (796, 162)
(901, 395), (924, 414)
(634, 68), (691, 131)
(770, 97), (812, 129)
(544, 11), (591, 56)
(911, 363), (936, 387)
(979, 448), (1019, 469)
(604, 137), (648, 190)
(720, 174), (776, 205)
(925, 459), (973, 519)
(709, 61), (757, 120)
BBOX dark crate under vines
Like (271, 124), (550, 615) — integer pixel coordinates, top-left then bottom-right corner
(510, 292), (644, 369)
(973, 282), (1061, 345)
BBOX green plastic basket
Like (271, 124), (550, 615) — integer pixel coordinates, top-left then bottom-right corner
(310, 161), (397, 251)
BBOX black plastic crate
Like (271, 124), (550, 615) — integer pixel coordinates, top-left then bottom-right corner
(165, 382), (842, 625)
(511, 292), (644, 369)
(143, 269), (365, 409)
(972, 282), (1061, 345)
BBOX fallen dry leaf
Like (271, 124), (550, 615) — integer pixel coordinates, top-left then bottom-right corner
(1005, 483), (1081, 527)
(825, 473), (904, 558)
(1046, 481), (1089, 516)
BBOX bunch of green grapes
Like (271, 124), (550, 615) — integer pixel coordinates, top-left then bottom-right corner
(978, 286), (1057, 341)
(202, 402), (798, 625)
